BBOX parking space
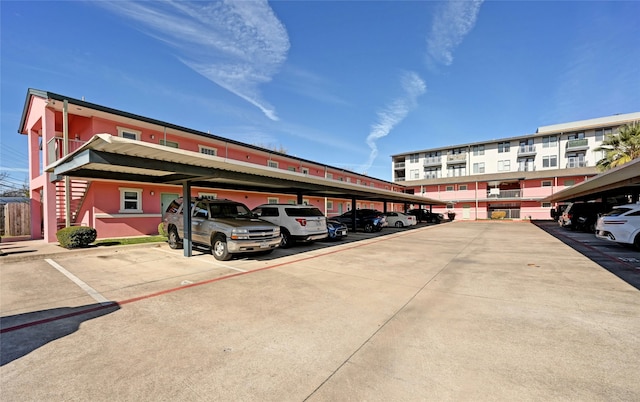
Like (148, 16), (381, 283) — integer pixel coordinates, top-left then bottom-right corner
(2, 221), (639, 400)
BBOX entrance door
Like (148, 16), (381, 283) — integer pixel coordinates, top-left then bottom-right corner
(463, 205), (470, 219)
(161, 193), (180, 217)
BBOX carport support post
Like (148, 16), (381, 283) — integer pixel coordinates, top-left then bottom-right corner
(297, 192), (303, 205)
(182, 181), (192, 257)
(351, 197), (357, 230)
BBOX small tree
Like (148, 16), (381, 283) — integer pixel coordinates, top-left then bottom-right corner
(594, 122), (640, 171)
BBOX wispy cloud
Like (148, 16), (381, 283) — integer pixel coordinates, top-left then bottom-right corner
(98, 0), (289, 121)
(426, 0), (484, 67)
(361, 71), (426, 174)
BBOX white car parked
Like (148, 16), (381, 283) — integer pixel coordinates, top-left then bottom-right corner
(252, 204), (328, 248)
(383, 212), (417, 228)
(595, 203), (640, 249)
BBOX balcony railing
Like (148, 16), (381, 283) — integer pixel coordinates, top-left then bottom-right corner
(517, 165), (536, 172)
(566, 161), (588, 168)
(47, 137), (86, 164)
(446, 153), (467, 164)
(423, 172), (441, 179)
(517, 145), (536, 155)
(394, 162), (405, 169)
(487, 189), (521, 198)
(566, 138), (589, 151)
(423, 156), (442, 166)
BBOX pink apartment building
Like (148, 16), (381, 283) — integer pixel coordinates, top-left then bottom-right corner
(391, 112), (640, 220)
(19, 89), (425, 243)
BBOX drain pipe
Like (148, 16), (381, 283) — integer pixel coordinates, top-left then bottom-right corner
(63, 99), (71, 227)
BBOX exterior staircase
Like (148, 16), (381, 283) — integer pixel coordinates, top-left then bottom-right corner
(55, 179), (90, 230)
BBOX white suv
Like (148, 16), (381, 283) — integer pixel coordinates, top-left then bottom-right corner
(252, 204), (328, 248)
(595, 203), (640, 249)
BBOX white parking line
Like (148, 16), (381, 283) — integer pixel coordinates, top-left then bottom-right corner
(154, 247), (247, 272)
(44, 258), (110, 305)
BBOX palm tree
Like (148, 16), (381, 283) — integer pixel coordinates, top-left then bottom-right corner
(594, 122), (640, 171)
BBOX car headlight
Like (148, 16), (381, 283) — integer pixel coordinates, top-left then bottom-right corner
(231, 228), (250, 240)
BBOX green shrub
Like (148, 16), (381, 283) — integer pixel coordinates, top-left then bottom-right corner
(491, 211), (506, 220)
(56, 226), (97, 249)
(158, 222), (168, 237)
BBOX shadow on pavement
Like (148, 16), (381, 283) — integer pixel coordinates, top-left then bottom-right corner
(0, 302), (121, 366)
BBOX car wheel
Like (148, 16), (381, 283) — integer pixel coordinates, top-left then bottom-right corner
(280, 228), (293, 248)
(168, 227), (183, 249)
(634, 234), (640, 250)
(395, 221), (403, 228)
(364, 223), (374, 233)
(212, 235), (232, 261)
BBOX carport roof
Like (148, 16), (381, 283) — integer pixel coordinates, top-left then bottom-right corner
(543, 158), (640, 203)
(47, 134), (446, 205)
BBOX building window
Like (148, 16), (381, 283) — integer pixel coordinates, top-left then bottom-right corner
(267, 160), (278, 168)
(542, 202), (552, 208)
(301, 167), (309, 175)
(497, 160), (511, 172)
(473, 162), (485, 174)
(472, 145), (484, 156)
(542, 135), (557, 148)
(159, 139), (179, 148)
(198, 193), (217, 199)
(327, 201), (333, 210)
(408, 153), (419, 163)
(447, 165), (466, 177)
(199, 146), (217, 156)
(346, 177), (352, 183)
(410, 169), (419, 179)
(288, 167), (296, 172)
(370, 203), (375, 209)
(119, 188), (142, 213)
(459, 185), (467, 190)
(446, 186), (454, 191)
(267, 197), (279, 204)
(326, 172), (333, 179)
(541, 181), (552, 187)
(498, 142), (510, 153)
(117, 127), (141, 141)
(356, 179), (361, 185)
(542, 155), (557, 168)
(568, 132), (585, 140)
(424, 167), (441, 179)
(564, 179), (575, 186)
(595, 128), (611, 142)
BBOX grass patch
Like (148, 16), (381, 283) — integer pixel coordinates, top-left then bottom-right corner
(93, 235), (166, 247)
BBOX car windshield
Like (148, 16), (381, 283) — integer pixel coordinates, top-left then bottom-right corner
(603, 207), (633, 217)
(210, 203), (254, 218)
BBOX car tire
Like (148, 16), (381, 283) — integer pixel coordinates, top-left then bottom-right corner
(280, 228), (293, 248)
(395, 221), (403, 228)
(364, 223), (374, 233)
(634, 234), (640, 250)
(168, 227), (183, 250)
(212, 235), (232, 261)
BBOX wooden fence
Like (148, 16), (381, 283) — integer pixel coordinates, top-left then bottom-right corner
(1, 202), (31, 237)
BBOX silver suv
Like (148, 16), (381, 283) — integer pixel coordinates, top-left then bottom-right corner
(252, 204), (328, 248)
(163, 197), (281, 260)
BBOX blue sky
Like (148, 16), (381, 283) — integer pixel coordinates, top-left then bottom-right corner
(2, 1), (639, 193)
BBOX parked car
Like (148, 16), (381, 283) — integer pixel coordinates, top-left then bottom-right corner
(163, 197), (281, 260)
(252, 204), (328, 248)
(595, 203), (640, 249)
(383, 211), (416, 227)
(326, 219), (348, 240)
(334, 209), (386, 232)
(550, 204), (568, 222)
(559, 202), (609, 232)
(407, 209), (443, 223)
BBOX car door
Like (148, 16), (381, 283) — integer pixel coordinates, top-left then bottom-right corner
(191, 200), (209, 244)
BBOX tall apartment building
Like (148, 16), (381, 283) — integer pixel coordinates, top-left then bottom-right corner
(391, 112), (640, 220)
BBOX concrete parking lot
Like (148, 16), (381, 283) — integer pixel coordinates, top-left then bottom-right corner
(1, 221), (639, 401)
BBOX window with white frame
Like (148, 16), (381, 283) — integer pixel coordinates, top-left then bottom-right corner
(564, 179), (575, 186)
(356, 179), (361, 185)
(267, 160), (278, 168)
(541, 181), (552, 187)
(198, 193), (217, 199)
(472, 145), (484, 156)
(498, 142), (510, 153)
(159, 139), (179, 148)
(447, 165), (466, 177)
(446, 186), (454, 191)
(346, 177), (351, 183)
(498, 160), (511, 172)
(542, 135), (557, 148)
(326, 172), (333, 179)
(542, 155), (557, 168)
(119, 188), (142, 213)
(473, 162), (485, 174)
(542, 202), (551, 208)
(267, 197), (279, 204)
(288, 166), (296, 172)
(117, 127), (141, 141)
(410, 169), (419, 179)
(459, 185), (467, 191)
(199, 145), (218, 156)
(408, 153), (419, 163)
(301, 167), (309, 175)
(370, 203), (375, 209)
(327, 201), (333, 210)
(595, 128), (611, 142)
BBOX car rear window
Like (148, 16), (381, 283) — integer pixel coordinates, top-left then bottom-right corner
(285, 207), (324, 217)
(603, 207), (632, 217)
